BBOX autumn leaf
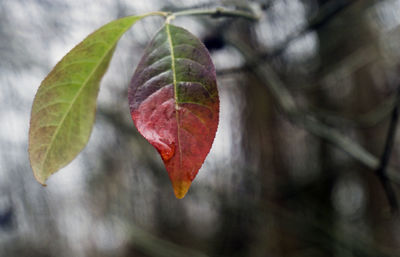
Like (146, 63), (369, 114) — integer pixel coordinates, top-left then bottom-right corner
(128, 23), (219, 198)
(29, 15), (145, 185)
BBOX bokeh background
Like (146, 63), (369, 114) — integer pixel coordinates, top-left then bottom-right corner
(2, 0), (400, 256)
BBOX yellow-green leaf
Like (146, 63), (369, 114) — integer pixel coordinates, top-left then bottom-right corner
(29, 15), (144, 184)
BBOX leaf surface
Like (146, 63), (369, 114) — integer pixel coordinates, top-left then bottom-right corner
(128, 24), (219, 198)
(29, 15), (144, 184)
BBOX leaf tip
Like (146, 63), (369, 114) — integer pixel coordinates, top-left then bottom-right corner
(172, 180), (192, 199)
(35, 177), (48, 187)
(29, 155), (48, 186)
(32, 169), (48, 187)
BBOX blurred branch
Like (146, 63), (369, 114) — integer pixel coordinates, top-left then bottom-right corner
(228, 37), (400, 186)
(172, 7), (260, 21)
(110, 220), (210, 257)
(129, 225), (209, 257)
(161, 2), (216, 12)
(261, 200), (399, 257)
(162, 0), (265, 18)
(266, 0), (361, 59)
(376, 88), (400, 213)
(311, 94), (397, 128)
(217, 0), (361, 76)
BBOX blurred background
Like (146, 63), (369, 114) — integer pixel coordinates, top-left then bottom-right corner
(2, 0), (400, 256)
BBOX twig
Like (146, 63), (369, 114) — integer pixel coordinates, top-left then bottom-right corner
(227, 36), (400, 186)
(310, 95), (398, 128)
(267, 0), (360, 59)
(172, 7), (260, 21)
(144, 6), (259, 23)
(376, 88), (400, 213)
(119, 222), (209, 257)
(216, 0), (361, 76)
(298, 114), (400, 186)
(259, 200), (399, 257)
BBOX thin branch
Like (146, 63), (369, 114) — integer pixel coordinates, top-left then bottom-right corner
(310, 95), (398, 129)
(172, 7), (260, 21)
(259, 200), (399, 257)
(143, 6), (259, 24)
(125, 223), (209, 257)
(376, 88), (400, 213)
(227, 36), (400, 186)
(266, 0), (360, 59)
(217, 0), (361, 76)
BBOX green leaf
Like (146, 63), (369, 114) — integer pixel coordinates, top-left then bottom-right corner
(29, 15), (144, 185)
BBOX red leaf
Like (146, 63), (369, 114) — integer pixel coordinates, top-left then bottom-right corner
(128, 24), (219, 198)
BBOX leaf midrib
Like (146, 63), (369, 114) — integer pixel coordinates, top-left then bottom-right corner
(38, 21), (134, 175)
(166, 23), (183, 165)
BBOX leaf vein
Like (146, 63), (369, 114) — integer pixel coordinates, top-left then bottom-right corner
(166, 23), (183, 167)
(138, 69), (171, 89)
(176, 80), (213, 97)
(34, 101), (71, 115)
(146, 39), (169, 61)
(38, 24), (131, 172)
(175, 57), (206, 69)
(184, 108), (207, 127)
(37, 81), (82, 97)
(177, 101), (213, 111)
(46, 60), (98, 81)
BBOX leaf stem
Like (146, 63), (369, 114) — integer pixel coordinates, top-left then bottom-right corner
(172, 7), (259, 21)
(165, 15), (175, 24)
(143, 11), (170, 18)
